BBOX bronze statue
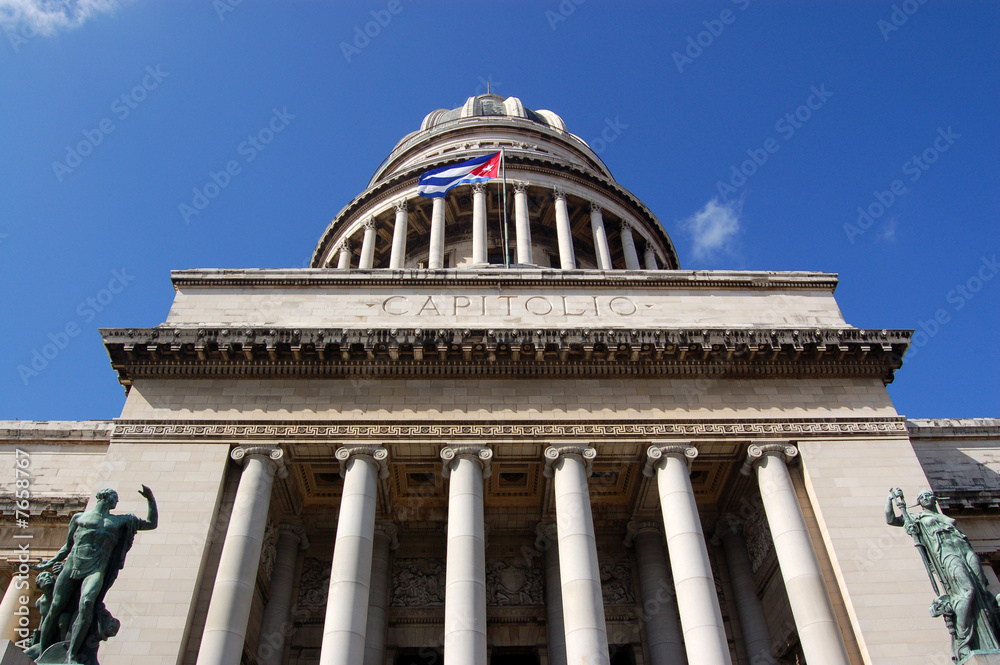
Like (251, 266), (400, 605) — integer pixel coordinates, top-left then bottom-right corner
(886, 488), (1000, 661)
(26, 486), (157, 665)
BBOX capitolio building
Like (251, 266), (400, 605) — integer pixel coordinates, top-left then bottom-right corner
(2, 93), (998, 665)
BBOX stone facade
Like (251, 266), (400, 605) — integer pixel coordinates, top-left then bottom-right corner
(1, 94), (996, 665)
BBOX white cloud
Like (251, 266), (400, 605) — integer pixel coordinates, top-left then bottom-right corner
(0, 0), (129, 36)
(679, 197), (743, 262)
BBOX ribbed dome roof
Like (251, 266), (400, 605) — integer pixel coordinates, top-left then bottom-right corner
(420, 94), (567, 132)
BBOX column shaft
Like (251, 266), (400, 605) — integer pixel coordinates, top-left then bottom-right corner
(717, 527), (774, 663)
(753, 449), (849, 665)
(336, 241), (352, 270)
(320, 454), (381, 665)
(389, 203), (408, 269)
(643, 244), (658, 270)
(443, 453), (488, 665)
(197, 449), (282, 665)
(620, 223), (641, 270)
(546, 447), (609, 665)
(472, 183), (488, 265)
(257, 523), (307, 665)
(590, 205), (612, 270)
(553, 192), (576, 269)
(0, 574), (24, 642)
(359, 220), (377, 269)
(428, 198), (446, 269)
(538, 523), (567, 665)
(630, 528), (686, 665)
(514, 183), (533, 265)
(363, 525), (396, 665)
(649, 447), (732, 665)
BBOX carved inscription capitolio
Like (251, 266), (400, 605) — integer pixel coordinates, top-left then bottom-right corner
(379, 294), (639, 317)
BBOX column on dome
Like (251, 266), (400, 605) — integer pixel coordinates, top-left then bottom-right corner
(428, 197), (446, 269)
(364, 522), (399, 665)
(643, 243), (659, 270)
(513, 181), (533, 265)
(644, 444), (732, 665)
(336, 240), (352, 270)
(196, 445), (286, 665)
(472, 182), (488, 265)
(741, 443), (850, 665)
(624, 521), (686, 665)
(620, 222), (641, 270)
(543, 445), (610, 665)
(318, 445), (390, 665)
(359, 218), (378, 269)
(257, 520), (309, 665)
(711, 518), (774, 664)
(440, 445), (492, 665)
(553, 190), (576, 270)
(590, 204), (612, 270)
(536, 521), (567, 665)
(389, 200), (409, 269)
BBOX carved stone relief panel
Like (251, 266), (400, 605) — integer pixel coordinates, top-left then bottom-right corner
(486, 558), (543, 606)
(600, 560), (635, 605)
(744, 504), (775, 574)
(296, 557), (331, 610)
(391, 558), (446, 607)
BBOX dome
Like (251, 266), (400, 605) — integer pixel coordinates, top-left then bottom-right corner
(420, 94), (568, 133)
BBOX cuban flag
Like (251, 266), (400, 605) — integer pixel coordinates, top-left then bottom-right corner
(417, 151), (502, 198)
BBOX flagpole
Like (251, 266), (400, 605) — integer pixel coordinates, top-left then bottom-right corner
(501, 149), (510, 268)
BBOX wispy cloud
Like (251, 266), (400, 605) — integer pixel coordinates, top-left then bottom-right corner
(679, 196), (743, 262)
(0, 0), (129, 35)
(877, 217), (898, 243)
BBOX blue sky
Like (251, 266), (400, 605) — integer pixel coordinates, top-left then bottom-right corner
(1, 0), (997, 421)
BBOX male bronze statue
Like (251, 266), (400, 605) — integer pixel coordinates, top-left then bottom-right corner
(25, 485), (157, 665)
(887, 487), (1000, 662)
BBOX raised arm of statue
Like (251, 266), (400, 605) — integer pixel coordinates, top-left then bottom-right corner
(137, 484), (158, 531)
(885, 488), (904, 527)
(33, 513), (78, 570)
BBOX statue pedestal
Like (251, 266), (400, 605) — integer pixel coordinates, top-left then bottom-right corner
(961, 651), (1000, 665)
(0, 641), (34, 665)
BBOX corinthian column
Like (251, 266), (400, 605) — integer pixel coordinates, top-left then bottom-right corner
(428, 197), (446, 269)
(544, 445), (609, 665)
(319, 445), (389, 665)
(590, 204), (612, 270)
(644, 444), (732, 665)
(359, 218), (378, 269)
(620, 222), (641, 270)
(441, 445), (493, 665)
(553, 190), (576, 270)
(472, 182), (488, 265)
(513, 181), (533, 265)
(643, 243), (658, 270)
(741, 443), (849, 665)
(389, 200), (409, 269)
(624, 521), (685, 665)
(197, 445), (286, 665)
(336, 240), (352, 270)
(364, 522), (399, 665)
(257, 520), (309, 665)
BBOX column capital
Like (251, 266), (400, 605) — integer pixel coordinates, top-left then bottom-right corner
(740, 441), (798, 476)
(643, 443), (698, 477)
(552, 188), (567, 202)
(338, 239), (351, 252)
(232, 444), (287, 478)
(394, 199), (409, 213)
(278, 519), (310, 551)
(336, 445), (389, 479)
(363, 216), (377, 230)
(535, 519), (558, 545)
(471, 182), (487, 194)
(440, 445), (493, 479)
(374, 521), (399, 550)
(624, 519), (662, 547)
(543, 445), (596, 477)
(590, 202), (603, 214)
(513, 180), (528, 193)
(620, 220), (635, 233)
(710, 516), (745, 546)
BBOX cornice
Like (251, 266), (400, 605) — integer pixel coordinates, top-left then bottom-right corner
(906, 419), (1000, 439)
(109, 417), (909, 442)
(100, 326), (909, 386)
